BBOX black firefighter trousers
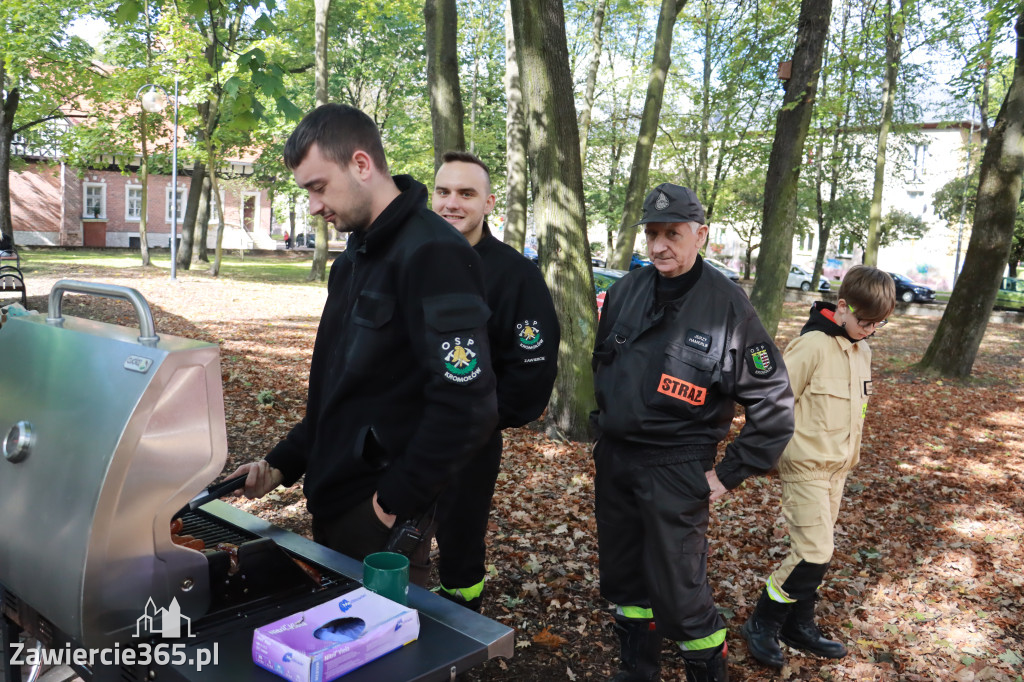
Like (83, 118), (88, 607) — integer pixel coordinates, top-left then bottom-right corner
(435, 429), (504, 591)
(594, 437), (726, 645)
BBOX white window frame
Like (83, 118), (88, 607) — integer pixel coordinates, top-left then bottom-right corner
(83, 183), (106, 220)
(165, 185), (185, 223)
(125, 185), (143, 222)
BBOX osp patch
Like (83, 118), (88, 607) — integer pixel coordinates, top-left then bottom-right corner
(441, 335), (482, 384)
(745, 342), (777, 378)
(517, 319), (545, 351)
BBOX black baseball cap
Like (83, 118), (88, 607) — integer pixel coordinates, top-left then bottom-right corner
(634, 183), (706, 226)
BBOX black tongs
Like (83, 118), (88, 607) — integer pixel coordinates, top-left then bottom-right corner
(173, 473), (248, 520)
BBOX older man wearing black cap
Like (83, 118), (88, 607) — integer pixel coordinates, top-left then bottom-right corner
(591, 183), (795, 681)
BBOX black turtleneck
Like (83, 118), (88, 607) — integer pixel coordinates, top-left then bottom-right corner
(654, 254), (705, 311)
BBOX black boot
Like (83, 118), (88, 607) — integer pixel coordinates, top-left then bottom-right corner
(779, 596), (847, 659)
(740, 589), (790, 668)
(608, 616), (661, 682)
(681, 643), (729, 682)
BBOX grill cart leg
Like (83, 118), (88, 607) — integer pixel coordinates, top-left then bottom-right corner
(2, 610), (24, 682)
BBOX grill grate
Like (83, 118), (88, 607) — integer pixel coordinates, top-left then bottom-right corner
(180, 510), (258, 546)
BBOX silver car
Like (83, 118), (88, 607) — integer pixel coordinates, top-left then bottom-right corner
(786, 264), (830, 292)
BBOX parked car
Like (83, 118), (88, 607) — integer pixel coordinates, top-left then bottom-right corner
(591, 257), (606, 267)
(524, 245), (539, 263)
(994, 276), (1024, 310)
(888, 272), (936, 303)
(786, 264), (830, 292)
(629, 253), (652, 270)
(704, 257), (741, 282)
(295, 232), (315, 248)
(593, 266), (627, 318)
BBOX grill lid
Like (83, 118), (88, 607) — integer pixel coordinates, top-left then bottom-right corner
(0, 280), (228, 647)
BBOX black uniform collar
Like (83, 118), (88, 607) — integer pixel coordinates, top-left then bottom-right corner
(347, 175), (426, 257)
(802, 301), (860, 343)
(473, 220), (498, 254)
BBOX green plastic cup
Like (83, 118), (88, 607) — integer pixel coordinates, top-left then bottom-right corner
(362, 551), (410, 605)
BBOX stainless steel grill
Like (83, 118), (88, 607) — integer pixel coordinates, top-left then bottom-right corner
(1, 279), (513, 682)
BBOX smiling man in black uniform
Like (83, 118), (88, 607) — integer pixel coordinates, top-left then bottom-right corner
(591, 184), (794, 681)
(430, 150), (560, 611)
(232, 106), (498, 583)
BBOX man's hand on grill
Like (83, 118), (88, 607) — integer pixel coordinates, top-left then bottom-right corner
(230, 461), (284, 499)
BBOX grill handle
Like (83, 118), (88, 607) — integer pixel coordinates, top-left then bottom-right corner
(46, 279), (160, 344)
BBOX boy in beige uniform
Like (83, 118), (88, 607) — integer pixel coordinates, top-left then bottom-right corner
(742, 266), (895, 669)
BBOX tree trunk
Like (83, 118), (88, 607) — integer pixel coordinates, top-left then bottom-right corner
(308, 0), (332, 282)
(209, 165), (227, 276)
(511, 0), (595, 441)
(138, 134), (151, 267)
(864, 0), (904, 265)
(578, 0), (607, 165)
(195, 172), (212, 256)
(748, 0), (831, 336)
(0, 78), (19, 244)
(917, 11), (1024, 378)
(425, 0), (466, 171)
(177, 160), (206, 269)
(503, 0), (528, 252)
(604, 23), (643, 260)
(610, 0), (689, 271)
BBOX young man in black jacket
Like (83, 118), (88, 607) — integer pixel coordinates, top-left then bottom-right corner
(430, 151), (559, 610)
(233, 106), (498, 583)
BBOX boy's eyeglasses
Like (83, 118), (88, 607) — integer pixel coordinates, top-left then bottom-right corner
(847, 304), (888, 329)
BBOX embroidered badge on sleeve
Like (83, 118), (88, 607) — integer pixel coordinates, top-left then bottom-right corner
(745, 342), (777, 378)
(441, 336), (483, 384)
(517, 319), (545, 351)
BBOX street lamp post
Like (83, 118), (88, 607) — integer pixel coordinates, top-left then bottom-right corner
(136, 79), (180, 281)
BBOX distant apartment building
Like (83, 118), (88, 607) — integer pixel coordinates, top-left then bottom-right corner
(710, 121), (980, 290)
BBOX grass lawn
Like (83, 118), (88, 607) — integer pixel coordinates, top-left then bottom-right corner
(15, 247), (329, 287)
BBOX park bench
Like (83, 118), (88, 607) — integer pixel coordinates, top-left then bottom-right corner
(0, 245), (27, 307)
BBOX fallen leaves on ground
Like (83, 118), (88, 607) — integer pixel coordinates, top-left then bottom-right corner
(15, 262), (1024, 682)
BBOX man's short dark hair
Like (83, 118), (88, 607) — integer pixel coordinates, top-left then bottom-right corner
(440, 150), (491, 190)
(284, 104), (389, 173)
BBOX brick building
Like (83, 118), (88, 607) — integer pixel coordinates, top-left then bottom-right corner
(9, 142), (276, 250)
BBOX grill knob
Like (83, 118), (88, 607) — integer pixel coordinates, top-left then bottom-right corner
(3, 421), (33, 463)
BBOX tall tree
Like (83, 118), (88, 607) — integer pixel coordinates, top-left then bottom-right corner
(307, 0), (332, 282)
(917, 10), (1024, 378)
(0, 0), (94, 244)
(608, 0), (688, 271)
(748, 0), (832, 336)
(425, 0), (466, 170)
(863, 0), (907, 265)
(577, 0), (608, 165)
(511, 0), (594, 440)
(503, 0), (528, 252)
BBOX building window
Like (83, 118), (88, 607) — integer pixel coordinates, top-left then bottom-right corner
(208, 190), (225, 224)
(838, 234), (854, 256)
(126, 186), (143, 221)
(83, 183), (106, 219)
(165, 186), (185, 223)
(907, 190), (927, 216)
(795, 232), (814, 253)
(911, 144), (929, 180)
